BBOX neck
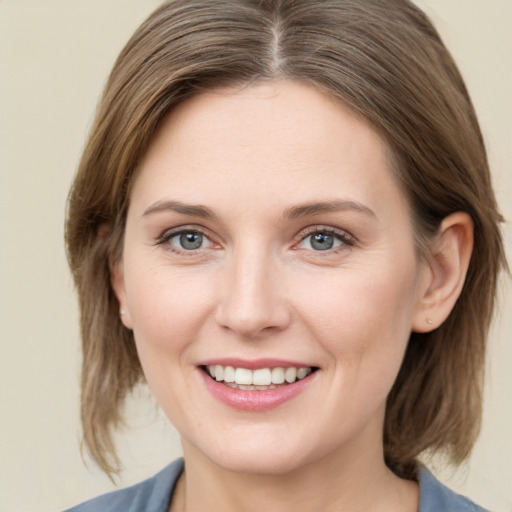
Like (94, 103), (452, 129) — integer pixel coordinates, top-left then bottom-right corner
(172, 433), (418, 512)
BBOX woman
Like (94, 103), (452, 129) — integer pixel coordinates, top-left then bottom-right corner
(64, 0), (506, 510)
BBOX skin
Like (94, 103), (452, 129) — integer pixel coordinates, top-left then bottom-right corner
(112, 81), (473, 512)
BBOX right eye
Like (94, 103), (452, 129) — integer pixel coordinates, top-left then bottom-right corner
(170, 231), (208, 250)
(158, 228), (216, 253)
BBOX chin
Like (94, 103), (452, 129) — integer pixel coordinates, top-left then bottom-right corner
(210, 448), (310, 476)
(184, 428), (315, 476)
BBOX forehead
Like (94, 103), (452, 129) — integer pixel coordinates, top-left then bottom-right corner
(131, 81), (407, 221)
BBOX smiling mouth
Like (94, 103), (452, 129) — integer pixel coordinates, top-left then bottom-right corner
(202, 365), (318, 390)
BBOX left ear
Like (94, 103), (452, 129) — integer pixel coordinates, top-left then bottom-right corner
(412, 212), (474, 333)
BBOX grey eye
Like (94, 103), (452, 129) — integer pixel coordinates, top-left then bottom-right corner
(297, 230), (346, 252)
(310, 232), (334, 251)
(180, 232), (203, 250)
(172, 231), (205, 250)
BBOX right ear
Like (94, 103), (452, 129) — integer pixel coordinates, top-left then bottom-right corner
(110, 257), (133, 330)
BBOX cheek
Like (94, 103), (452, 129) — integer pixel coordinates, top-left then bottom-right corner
(121, 262), (213, 421)
(123, 261), (214, 357)
(295, 262), (419, 367)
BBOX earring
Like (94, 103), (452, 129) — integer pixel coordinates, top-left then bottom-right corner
(120, 310), (125, 316)
(426, 318), (433, 325)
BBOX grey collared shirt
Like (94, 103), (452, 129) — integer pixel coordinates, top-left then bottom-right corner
(64, 458), (490, 512)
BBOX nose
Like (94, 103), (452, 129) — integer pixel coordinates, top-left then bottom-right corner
(215, 246), (291, 339)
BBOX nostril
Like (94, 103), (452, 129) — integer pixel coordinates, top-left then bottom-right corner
(215, 306), (292, 338)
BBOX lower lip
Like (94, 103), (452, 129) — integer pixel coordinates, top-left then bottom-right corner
(200, 369), (316, 411)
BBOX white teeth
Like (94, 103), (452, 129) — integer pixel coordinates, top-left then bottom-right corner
(223, 366), (235, 383)
(271, 367), (285, 384)
(297, 367), (310, 380)
(234, 368), (253, 385)
(214, 365), (224, 382)
(284, 367), (297, 383)
(252, 368), (272, 386)
(225, 383), (279, 390)
(206, 365), (314, 387)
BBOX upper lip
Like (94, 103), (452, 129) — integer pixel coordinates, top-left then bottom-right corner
(197, 358), (317, 370)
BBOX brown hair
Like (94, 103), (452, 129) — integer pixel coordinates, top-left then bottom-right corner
(66, 0), (506, 478)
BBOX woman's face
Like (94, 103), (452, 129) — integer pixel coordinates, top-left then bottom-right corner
(114, 81), (431, 475)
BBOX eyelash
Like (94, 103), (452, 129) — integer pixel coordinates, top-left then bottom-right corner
(155, 225), (356, 255)
(294, 226), (356, 254)
(155, 227), (215, 255)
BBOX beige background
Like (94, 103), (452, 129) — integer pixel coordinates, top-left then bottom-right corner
(0, 1), (510, 511)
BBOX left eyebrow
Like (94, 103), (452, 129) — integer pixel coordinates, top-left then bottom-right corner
(142, 200), (215, 218)
(282, 200), (376, 220)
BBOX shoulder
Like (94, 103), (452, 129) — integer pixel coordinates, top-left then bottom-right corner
(63, 458), (184, 512)
(418, 466), (490, 512)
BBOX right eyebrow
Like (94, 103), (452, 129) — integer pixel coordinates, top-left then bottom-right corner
(142, 200), (215, 219)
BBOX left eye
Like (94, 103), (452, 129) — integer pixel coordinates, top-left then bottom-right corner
(168, 231), (212, 251)
(298, 231), (346, 251)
